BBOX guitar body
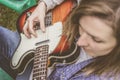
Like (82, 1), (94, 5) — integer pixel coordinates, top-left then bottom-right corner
(11, 22), (80, 74)
(11, 0), (80, 75)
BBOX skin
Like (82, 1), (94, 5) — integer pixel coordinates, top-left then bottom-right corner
(77, 16), (117, 57)
(23, 2), (46, 38)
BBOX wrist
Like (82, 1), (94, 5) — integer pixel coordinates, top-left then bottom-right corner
(38, 0), (47, 12)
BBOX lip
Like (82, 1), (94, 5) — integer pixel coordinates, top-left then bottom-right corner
(82, 47), (90, 51)
(82, 47), (93, 54)
(81, 47), (88, 53)
(81, 47), (94, 58)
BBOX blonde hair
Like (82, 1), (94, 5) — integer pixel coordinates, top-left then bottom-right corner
(63, 0), (120, 78)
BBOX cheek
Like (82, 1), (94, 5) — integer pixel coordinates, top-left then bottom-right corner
(89, 42), (101, 50)
(90, 42), (115, 54)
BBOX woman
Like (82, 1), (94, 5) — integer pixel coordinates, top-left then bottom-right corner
(0, 0), (120, 80)
(48, 0), (120, 79)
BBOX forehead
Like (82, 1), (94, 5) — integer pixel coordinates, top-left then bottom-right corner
(79, 16), (114, 40)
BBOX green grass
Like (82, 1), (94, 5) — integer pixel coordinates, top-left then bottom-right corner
(0, 4), (19, 31)
(0, 0), (39, 31)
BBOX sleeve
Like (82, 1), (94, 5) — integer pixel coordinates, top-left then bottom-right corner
(42, 0), (65, 11)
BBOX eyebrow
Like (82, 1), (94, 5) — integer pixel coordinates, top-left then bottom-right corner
(79, 24), (103, 40)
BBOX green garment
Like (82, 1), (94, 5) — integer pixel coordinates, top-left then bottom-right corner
(0, 0), (37, 13)
(0, 68), (13, 80)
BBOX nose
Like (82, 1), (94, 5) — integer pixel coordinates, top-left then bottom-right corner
(76, 33), (89, 47)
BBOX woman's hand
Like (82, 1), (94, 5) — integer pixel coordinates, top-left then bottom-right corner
(23, 1), (47, 38)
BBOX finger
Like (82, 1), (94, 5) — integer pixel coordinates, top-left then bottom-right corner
(28, 19), (37, 38)
(23, 21), (31, 38)
(39, 16), (46, 32)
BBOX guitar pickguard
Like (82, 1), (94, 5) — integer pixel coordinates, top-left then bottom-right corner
(11, 22), (62, 71)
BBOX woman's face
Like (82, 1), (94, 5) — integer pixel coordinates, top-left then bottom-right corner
(77, 16), (117, 57)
